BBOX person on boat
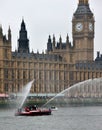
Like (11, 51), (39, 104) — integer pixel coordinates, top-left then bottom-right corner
(32, 105), (37, 110)
(25, 106), (30, 112)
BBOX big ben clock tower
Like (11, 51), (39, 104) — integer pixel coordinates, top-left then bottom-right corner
(72, 0), (95, 62)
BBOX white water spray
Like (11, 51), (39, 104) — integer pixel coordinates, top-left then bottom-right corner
(43, 78), (102, 107)
(17, 80), (34, 108)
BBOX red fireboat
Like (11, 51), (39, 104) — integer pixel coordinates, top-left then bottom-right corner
(15, 105), (52, 116)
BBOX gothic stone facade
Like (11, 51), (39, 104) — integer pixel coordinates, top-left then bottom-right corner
(0, 0), (102, 95)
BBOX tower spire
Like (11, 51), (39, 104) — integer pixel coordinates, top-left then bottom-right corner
(8, 26), (11, 42)
(74, 0), (92, 17)
(0, 24), (3, 38)
(18, 19), (29, 53)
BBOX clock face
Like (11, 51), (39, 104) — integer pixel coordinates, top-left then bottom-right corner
(75, 22), (83, 32)
(89, 23), (93, 31)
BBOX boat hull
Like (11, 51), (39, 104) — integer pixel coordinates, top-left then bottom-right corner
(15, 109), (51, 116)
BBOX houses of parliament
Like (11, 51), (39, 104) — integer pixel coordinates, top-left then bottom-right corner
(0, 0), (102, 96)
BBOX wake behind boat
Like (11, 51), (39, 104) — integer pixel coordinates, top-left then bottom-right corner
(15, 105), (52, 116)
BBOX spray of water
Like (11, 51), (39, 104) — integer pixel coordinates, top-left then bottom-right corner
(43, 78), (102, 107)
(16, 79), (34, 108)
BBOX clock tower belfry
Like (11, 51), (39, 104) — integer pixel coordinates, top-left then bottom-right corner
(72, 0), (95, 62)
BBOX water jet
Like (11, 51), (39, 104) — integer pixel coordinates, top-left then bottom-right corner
(43, 78), (102, 107)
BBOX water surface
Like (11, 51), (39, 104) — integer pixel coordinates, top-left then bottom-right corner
(0, 106), (102, 130)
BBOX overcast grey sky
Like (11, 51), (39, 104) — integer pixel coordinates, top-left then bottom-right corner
(0, 0), (102, 58)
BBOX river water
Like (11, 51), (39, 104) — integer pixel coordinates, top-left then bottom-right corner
(0, 106), (102, 130)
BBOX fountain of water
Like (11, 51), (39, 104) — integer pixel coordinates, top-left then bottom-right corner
(16, 80), (34, 108)
(43, 78), (102, 107)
